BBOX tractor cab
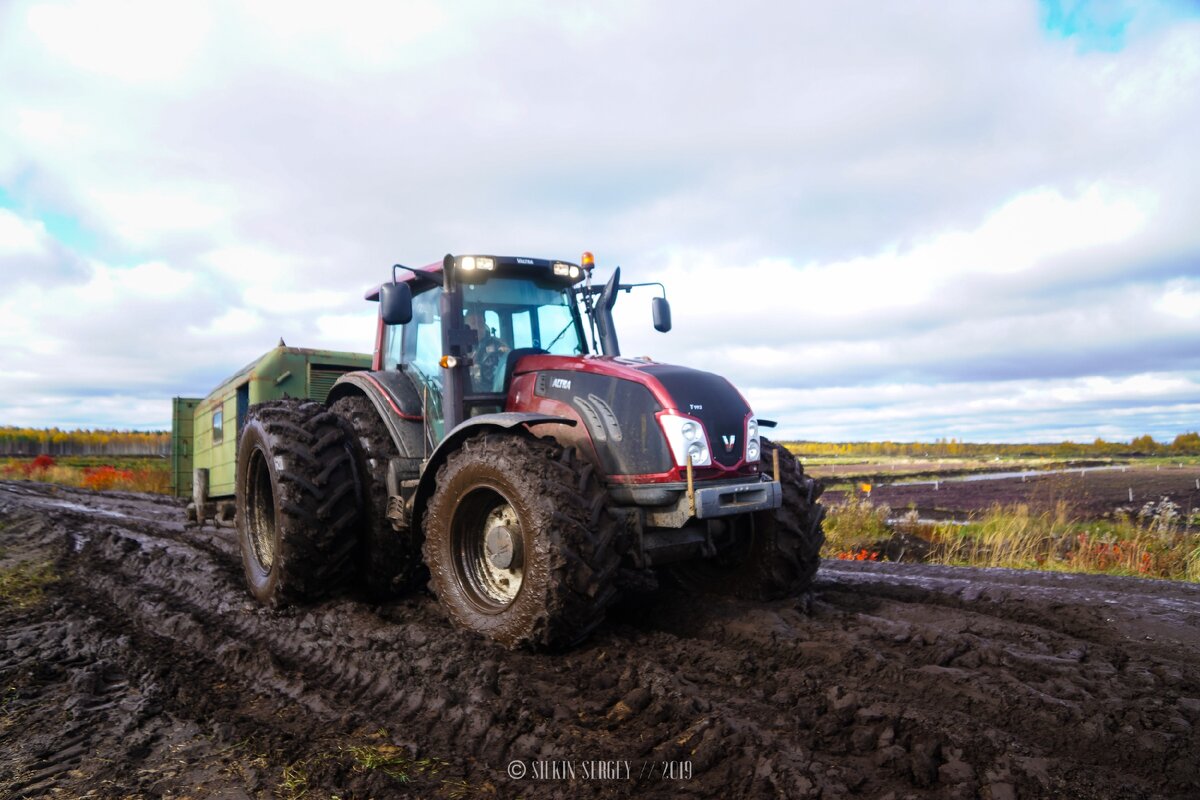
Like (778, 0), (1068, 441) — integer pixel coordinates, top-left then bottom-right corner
(375, 256), (591, 441)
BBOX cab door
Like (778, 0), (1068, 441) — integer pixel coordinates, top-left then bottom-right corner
(381, 286), (446, 443)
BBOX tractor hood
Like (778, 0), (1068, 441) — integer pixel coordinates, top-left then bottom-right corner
(511, 354), (755, 473)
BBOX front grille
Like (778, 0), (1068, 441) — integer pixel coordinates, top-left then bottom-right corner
(642, 365), (749, 467)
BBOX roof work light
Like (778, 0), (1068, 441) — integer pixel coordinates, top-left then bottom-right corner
(459, 256), (495, 272)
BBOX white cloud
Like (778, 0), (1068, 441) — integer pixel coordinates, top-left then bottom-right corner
(84, 188), (231, 248)
(0, 1), (1198, 438)
(189, 307), (262, 337)
(748, 373), (1200, 443)
(24, 0), (212, 86)
(1156, 279), (1200, 319)
(0, 208), (48, 256)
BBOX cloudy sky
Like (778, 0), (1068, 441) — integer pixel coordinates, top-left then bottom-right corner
(1, 0), (1198, 443)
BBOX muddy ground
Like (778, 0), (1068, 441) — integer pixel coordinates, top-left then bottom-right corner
(2, 479), (1199, 799)
(826, 466), (1200, 521)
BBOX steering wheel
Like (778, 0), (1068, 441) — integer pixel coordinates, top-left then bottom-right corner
(474, 335), (511, 388)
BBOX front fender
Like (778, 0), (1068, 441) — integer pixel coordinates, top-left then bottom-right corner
(412, 412), (576, 528)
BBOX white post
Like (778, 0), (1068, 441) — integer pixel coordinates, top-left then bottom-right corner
(1128, 488), (1134, 503)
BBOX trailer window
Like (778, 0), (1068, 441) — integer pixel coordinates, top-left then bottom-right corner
(212, 409), (224, 445)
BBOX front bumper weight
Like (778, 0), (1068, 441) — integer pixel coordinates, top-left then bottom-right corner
(692, 479), (782, 519)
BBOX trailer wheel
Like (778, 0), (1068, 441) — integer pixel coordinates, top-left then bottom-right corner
(423, 433), (620, 649)
(331, 395), (423, 600)
(669, 437), (825, 599)
(235, 399), (360, 606)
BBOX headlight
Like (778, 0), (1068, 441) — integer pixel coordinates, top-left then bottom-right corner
(459, 256), (494, 271)
(553, 262), (583, 280)
(746, 415), (761, 463)
(658, 414), (712, 468)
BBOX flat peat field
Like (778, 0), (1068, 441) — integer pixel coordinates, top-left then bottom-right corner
(820, 465), (1200, 521)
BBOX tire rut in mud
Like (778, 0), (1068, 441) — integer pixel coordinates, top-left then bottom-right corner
(2, 480), (1199, 799)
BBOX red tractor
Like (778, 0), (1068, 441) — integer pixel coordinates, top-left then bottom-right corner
(235, 253), (824, 648)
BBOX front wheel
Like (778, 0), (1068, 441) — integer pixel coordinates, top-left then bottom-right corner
(423, 434), (619, 649)
(668, 437), (825, 599)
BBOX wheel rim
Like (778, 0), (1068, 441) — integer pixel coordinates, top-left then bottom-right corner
(246, 448), (276, 571)
(451, 487), (525, 612)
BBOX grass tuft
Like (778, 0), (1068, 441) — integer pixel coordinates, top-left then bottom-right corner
(278, 761), (311, 800)
(347, 743), (413, 782)
(0, 561), (57, 608)
(823, 493), (892, 556)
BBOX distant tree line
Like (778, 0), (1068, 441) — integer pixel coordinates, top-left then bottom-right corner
(4, 425), (1197, 460)
(787, 433), (1200, 459)
(0, 426), (169, 456)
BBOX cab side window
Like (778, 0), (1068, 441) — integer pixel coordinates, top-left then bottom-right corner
(406, 287), (443, 383)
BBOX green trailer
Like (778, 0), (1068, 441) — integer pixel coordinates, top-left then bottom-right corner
(171, 344), (371, 520)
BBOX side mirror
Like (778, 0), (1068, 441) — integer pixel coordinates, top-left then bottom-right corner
(652, 296), (672, 333)
(380, 282), (413, 325)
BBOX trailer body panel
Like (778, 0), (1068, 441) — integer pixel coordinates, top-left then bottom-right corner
(182, 345), (371, 499)
(170, 397), (201, 498)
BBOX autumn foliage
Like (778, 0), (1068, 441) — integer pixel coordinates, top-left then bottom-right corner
(835, 548), (882, 562)
(81, 466), (135, 491)
(2, 456), (169, 494)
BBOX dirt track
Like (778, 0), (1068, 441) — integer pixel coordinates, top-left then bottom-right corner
(2, 479), (1199, 799)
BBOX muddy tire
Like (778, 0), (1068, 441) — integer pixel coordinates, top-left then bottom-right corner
(331, 395), (422, 600)
(669, 437), (825, 599)
(423, 433), (620, 649)
(235, 399), (360, 606)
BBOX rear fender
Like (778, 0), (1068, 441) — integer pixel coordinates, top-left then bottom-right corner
(327, 370), (427, 458)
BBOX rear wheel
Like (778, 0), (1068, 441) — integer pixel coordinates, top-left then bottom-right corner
(423, 433), (619, 649)
(331, 395), (422, 600)
(235, 399), (360, 606)
(668, 437), (824, 599)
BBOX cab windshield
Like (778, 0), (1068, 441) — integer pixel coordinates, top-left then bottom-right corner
(385, 276), (587, 440)
(460, 277), (586, 357)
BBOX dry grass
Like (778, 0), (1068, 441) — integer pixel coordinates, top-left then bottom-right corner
(823, 493), (892, 557)
(932, 499), (1199, 581)
(821, 494), (1200, 582)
